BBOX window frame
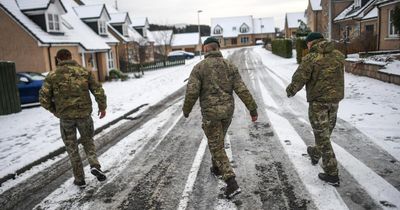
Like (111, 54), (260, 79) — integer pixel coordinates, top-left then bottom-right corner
(240, 24), (249, 33)
(98, 20), (107, 35)
(214, 26), (222, 35)
(107, 50), (115, 70)
(389, 9), (399, 37)
(46, 13), (61, 33)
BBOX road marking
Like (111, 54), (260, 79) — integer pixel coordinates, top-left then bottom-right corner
(257, 77), (278, 109)
(332, 142), (400, 209)
(177, 135), (208, 210)
(151, 112), (183, 152)
(266, 109), (349, 210)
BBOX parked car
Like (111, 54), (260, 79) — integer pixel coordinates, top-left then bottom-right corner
(167, 50), (195, 60)
(256, 40), (264, 45)
(17, 72), (45, 104)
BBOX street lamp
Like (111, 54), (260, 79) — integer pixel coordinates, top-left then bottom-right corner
(197, 10), (202, 59)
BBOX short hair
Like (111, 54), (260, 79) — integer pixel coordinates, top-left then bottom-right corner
(56, 49), (72, 61)
(206, 42), (219, 51)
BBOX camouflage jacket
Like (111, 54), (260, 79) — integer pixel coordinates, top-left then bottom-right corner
(39, 60), (107, 119)
(286, 39), (345, 103)
(182, 51), (258, 120)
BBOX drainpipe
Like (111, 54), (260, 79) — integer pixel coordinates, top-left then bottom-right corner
(377, 6), (381, 50)
(328, 0), (332, 41)
(47, 44), (52, 71)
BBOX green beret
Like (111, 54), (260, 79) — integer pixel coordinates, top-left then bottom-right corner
(203, 37), (220, 47)
(305, 32), (324, 43)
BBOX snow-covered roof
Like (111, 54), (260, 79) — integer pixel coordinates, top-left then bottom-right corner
(310, 0), (322, 11)
(131, 17), (148, 27)
(334, 0), (375, 22)
(171, 33), (200, 47)
(211, 15), (254, 37)
(109, 24), (142, 43)
(362, 7), (378, 20)
(148, 30), (173, 46)
(201, 36), (209, 44)
(286, 12), (307, 28)
(61, 0), (112, 49)
(109, 12), (131, 25)
(253, 17), (275, 34)
(17, 0), (50, 11)
(73, 4), (108, 20)
(0, 0), (111, 51)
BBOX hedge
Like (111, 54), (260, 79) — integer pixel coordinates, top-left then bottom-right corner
(295, 38), (308, 64)
(271, 39), (292, 58)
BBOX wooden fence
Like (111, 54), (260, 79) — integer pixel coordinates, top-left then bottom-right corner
(0, 61), (21, 115)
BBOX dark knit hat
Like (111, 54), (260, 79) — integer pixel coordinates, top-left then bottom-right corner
(203, 37), (220, 47)
(305, 32), (324, 43)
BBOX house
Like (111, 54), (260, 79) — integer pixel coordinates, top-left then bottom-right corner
(0, 0), (116, 82)
(147, 30), (174, 61)
(171, 32), (201, 53)
(285, 12), (307, 38)
(131, 17), (150, 38)
(376, 0), (400, 51)
(253, 17), (276, 42)
(107, 12), (143, 70)
(130, 18), (154, 63)
(306, 0), (329, 36)
(211, 15), (276, 48)
(73, 4), (120, 81)
(333, 0), (377, 41)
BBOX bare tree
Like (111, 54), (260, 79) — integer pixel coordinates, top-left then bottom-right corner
(152, 30), (173, 63)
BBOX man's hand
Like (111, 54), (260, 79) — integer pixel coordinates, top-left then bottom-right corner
(251, 115), (258, 122)
(286, 85), (295, 98)
(183, 112), (189, 118)
(98, 110), (106, 119)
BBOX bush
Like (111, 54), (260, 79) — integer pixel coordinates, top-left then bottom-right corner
(296, 38), (308, 64)
(272, 39), (293, 58)
(108, 69), (128, 81)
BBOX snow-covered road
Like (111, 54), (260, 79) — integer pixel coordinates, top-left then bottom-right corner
(2, 46), (400, 210)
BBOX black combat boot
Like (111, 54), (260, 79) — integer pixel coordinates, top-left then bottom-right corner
(73, 180), (86, 188)
(91, 167), (107, 181)
(224, 177), (241, 199)
(318, 173), (340, 187)
(210, 166), (222, 177)
(307, 146), (320, 165)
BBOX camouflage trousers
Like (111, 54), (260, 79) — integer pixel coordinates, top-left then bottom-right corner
(202, 118), (235, 181)
(60, 116), (101, 182)
(308, 102), (339, 176)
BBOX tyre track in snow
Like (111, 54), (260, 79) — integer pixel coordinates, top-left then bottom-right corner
(245, 47), (400, 209)
(2, 86), (187, 210)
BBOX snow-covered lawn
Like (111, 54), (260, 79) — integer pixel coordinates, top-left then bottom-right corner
(0, 59), (199, 180)
(253, 47), (400, 160)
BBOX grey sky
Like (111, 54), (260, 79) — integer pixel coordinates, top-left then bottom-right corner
(93, 0), (308, 29)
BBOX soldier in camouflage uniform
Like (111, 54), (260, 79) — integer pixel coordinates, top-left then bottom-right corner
(39, 49), (107, 188)
(286, 32), (344, 186)
(183, 37), (258, 198)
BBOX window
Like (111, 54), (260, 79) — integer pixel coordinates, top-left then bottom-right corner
(261, 25), (264, 28)
(231, 38), (237, 45)
(214, 26), (222, 34)
(98, 20), (107, 35)
(240, 37), (249, 44)
(47, 13), (61, 32)
(240, 24), (249, 33)
(365, 25), (374, 33)
(108, 51), (114, 69)
(123, 23), (128, 36)
(354, 0), (361, 8)
(389, 9), (399, 37)
(232, 27), (237, 31)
